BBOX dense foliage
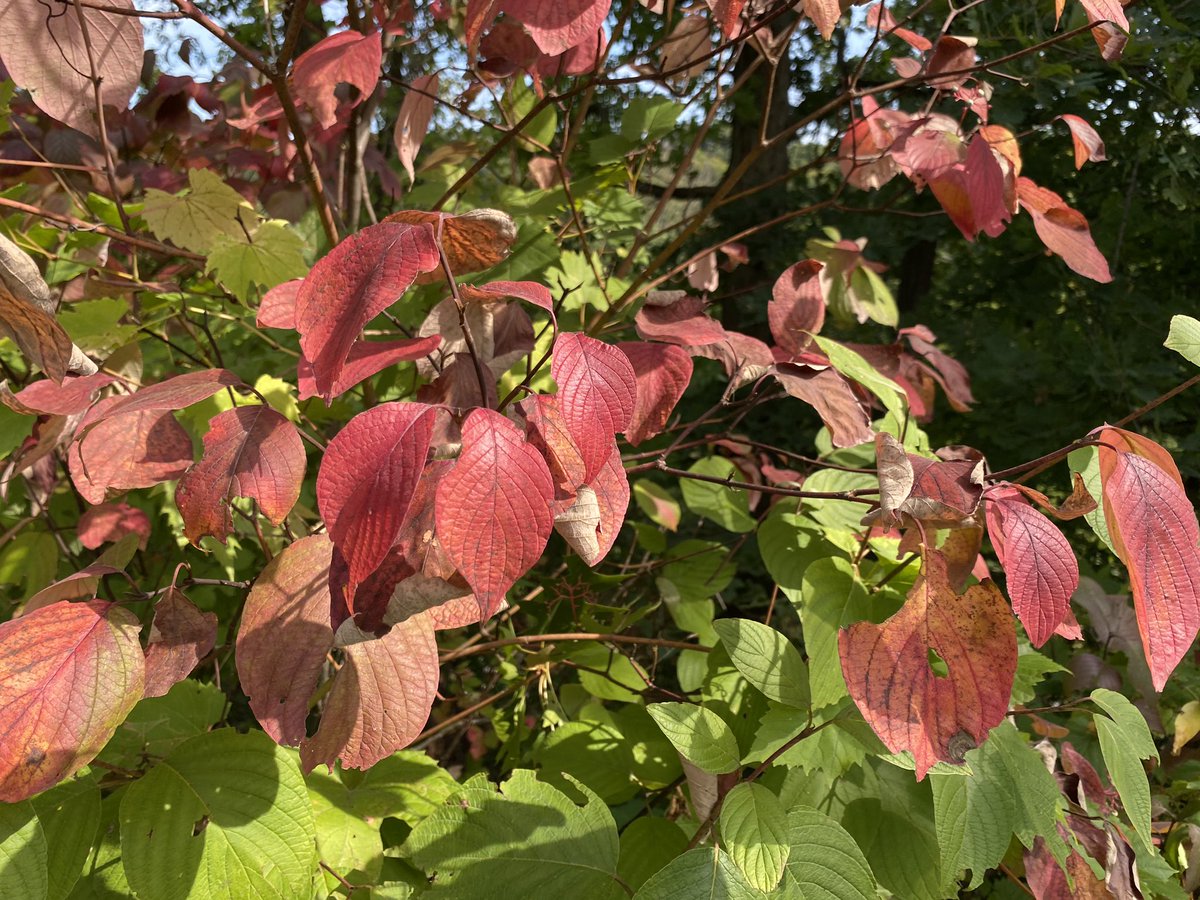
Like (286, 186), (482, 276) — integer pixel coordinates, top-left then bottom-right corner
(0, 0), (1198, 897)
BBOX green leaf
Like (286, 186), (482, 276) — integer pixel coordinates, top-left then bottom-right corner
(756, 506), (842, 605)
(719, 783), (789, 892)
(633, 846), (765, 900)
(797, 469), (878, 534)
(536, 720), (638, 804)
(712, 619), (809, 711)
(1165, 314), (1200, 367)
(308, 770), (384, 892)
(571, 643), (651, 703)
(206, 220), (308, 302)
(680, 457), (756, 532)
(617, 817), (690, 892)
(119, 729), (317, 900)
(0, 403), (34, 460)
(58, 298), (139, 356)
(0, 800), (47, 899)
(1067, 446), (1115, 554)
(68, 786), (129, 899)
(338, 751), (458, 825)
(812, 335), (907, 418)
(646, 703), (741, 774)
(98, 679), (226, 770)
(0, 531), (57, 599)
(782, 806), (877, 900)
(31, 772), (101, 900)
(1010, 650), (1068, 706)
(663, 540), (736, 601)
(404, 770), (624, 899)
(633, 480), (682, 531)
(621, 98), (685, 142)
(1092, 688), (1157, 850)
(141, 169), (250, 254)
(798, 557), (871, 711)
(659, 577), (717, 646)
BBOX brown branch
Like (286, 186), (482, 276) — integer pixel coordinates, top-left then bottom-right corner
(644, 461), (879, 504)
(0, 196), (204, 261)
(439, 632), (710, 664)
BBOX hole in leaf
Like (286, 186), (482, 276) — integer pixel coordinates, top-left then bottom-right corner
(927, 647), (949, 678)
(192, 815), (209, 836)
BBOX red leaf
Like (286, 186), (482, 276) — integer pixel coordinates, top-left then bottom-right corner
(839, 552), (1016, 779)
(984, 486), (1079, 647)
(317, 402), (438, 596)
(768, 260), (825, 354)
(925, 35), (977, 88)
(1098, 439), (1200, 691)
(553, 445), (629, 565)
(394, 74), (438, 184)
(770, 363), (873, 449)
(705, 0), (746, 36)
(501, 0), (612, 55)
(1025, 843), (1111, 900)
(383, 209), (516, 281)
(552, 333), (637, 481)
(521, 394), (587, 497)
(635, 296), (727, 347)
(928, 133), (1010, 241)
(466, 0), (504, 58)
(69, 399), (195, 505)
(257, 278), (302, 329)
(297, 335), (441, 402)
(176, 406), (307, 544)
(0, 0), (143, 138)
(77, 502), (151, 550)
(617, 342), (693, 446)
(435, 408), (555, 618)
(236, 535), (336, 746)
(1079, 0), (1129, 32)
(1058, 115), (1107, 170)
(0, 600), (144, 801)
(460, 279), (556, 317)
(143, 588), (218, 698)
(300, 610), (438, 771)
(296, 222), (440, 400)
(8, 374), (116, 416)
(900, 325), (975, 412)
(1091, 22), (1127, 61)
(83, 369), (243, 426)
(1016, 177), (1112, 283)
(292, 30), (383, 129)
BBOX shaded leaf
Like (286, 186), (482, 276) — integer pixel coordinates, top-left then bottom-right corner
(617, 342), (693, 446)
(395, 75), (439, 184)
(1016, 177), (1112, 283)
(502, 0), (613, 55)
(634, 846), (763, 900)
(143, 588), (218, 699)
(771, 363), (873, 449)
(768, 260), (825, 355)
(781, 806), (877, 899)
(77, 502), (150, 550)
(0, 282), (75, 384)
(552, 332), (637, 481)
(292, 29), (383, 129)
(69, 401), (194, 505)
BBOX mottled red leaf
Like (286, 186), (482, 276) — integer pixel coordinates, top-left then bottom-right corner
(501, 0), (612, 55)
(521, 394), (587, 497)
(0, 600), (144, 801)
(298, 335), (442, 401)
(236, 535), (336, 745)
(617, 342), (693, 446)
(297, 222), (440, 400)
(459, 279), (556, 317)
(300, 610), (438, 772)
(435, 408), (555, 618)
(292, 29), (383, 129)
(317, 402), (438, 596)
(771, 363), (873, 449)
(0, 283), (75, 384)
(768, 260), (825, 354)
(634, 296), (727, 347)
(8, 374), (116, 416)
(1025, 842), (1111, 900)
(839, 552), (1016, 779)
(900, 325), (975, 412)
(928, 133), (1010, 241)
(0, 0), (143, 138)
(1057, 115), (1107, 170)
(395, 74), (438, 184)
(142, 588), (218, 698)
(925, 35), (977, 88)
(77, 502), (151, 550)
(705, 0), (745, 36)
(1016, 177), (1112, 283)
(1098, 441), (1200, 691)
(383, 209), (516, 280)
(176, 405), (306, 544)
(552, 332), (637, 481)
(257, 278), (302, 329)
(69, 399), (195, 505)
(84, 369), (243, 425)
(985, 486), (1079, 647)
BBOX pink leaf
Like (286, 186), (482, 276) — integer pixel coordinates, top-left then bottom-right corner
(459, 279), (556, 317)
(1016, 177), (1112, 283)
(296, 221), (440, 400)
(928, 133), (1010, 240)
(0, 0), (143, 138)
(77, 502), (151, 550)
(1079, 0), (1129, 32)
(394, 74), (438, 184)
(768, 260), (826, 354)
(770, 363), (873, 449)
(686, 251), (719, 292)
(984, 486), (1079, 647)
(142, 587), (218, 698)
(298, 335), (441, 401)
(839, 552), (1016, 779)
(300, 610), (438, 771)
(617, 342), (693, 446)
(317, 402), (438, 599)
(69, 399), (195, 505)
(236, 535), (336, 746)
(925, 35), (977, 88)
(705, 0), (746, 37)
(292, 30), (383, 129)
(501, 0), (613, 55)
(552, 332), (637, 481)
(521, 394), (588, 497)
(1057, 115), (1107, 170)
(257, 278), (302, 329)
(803, 0), (841, 39)
(635, 296), (727, 347)
(176, 406), (307, 544)
(0, 600), (144, 801)
(435, 408), (555, 618)
(84, 369), (243, 426)
(1098, 437), (1200, 691)
(8, 374), (116, 416)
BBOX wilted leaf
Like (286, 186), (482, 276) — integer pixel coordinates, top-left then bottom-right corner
(0, 0), (143, 137)
(1057, 115), (1107, 170)
(384, 208), (516, 280)
(143, 588), (218, 698)
(617, 341), (693, 445)
(395, 74), (439, 184)
(634, 296), (726, 347)
(1016, 177), (1112, 283)
(771, 363), (873, 449)
(0, 601), (144, 801)
(0, 282), (75, 384)
(292, 29), (383, 129)
(69, 400), (195, 505)
(839, 552), (1016, 779)
(176, 405), (305, 544)
(554, 447), (629, 565)
(768, 260), (825, 354)
(552, 332), (636, 481)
